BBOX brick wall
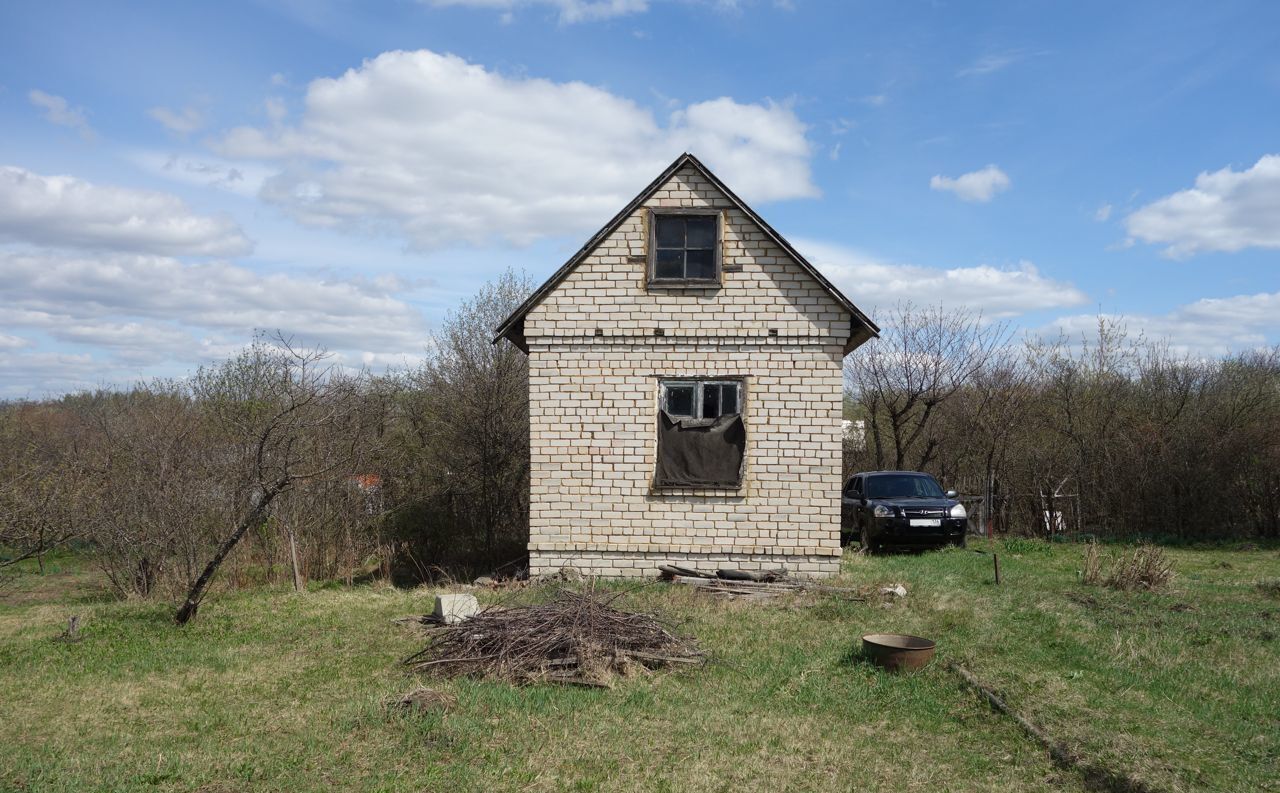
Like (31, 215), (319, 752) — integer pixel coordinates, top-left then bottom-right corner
(524, 165), (851, 578)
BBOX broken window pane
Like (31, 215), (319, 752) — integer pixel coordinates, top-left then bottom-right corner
(720, 383), (739, 415)
(700, 383), (740, 418)
(702, 384), (720, 418)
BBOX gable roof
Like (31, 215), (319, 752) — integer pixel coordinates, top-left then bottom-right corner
(493, 152), (879, 354)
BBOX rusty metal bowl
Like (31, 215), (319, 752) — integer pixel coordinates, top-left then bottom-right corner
(861, 633), (936, 672)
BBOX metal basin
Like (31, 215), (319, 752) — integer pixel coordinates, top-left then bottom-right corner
(861, 633), (936, 672)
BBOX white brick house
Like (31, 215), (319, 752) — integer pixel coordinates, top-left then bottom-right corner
(495, 153), (878, 578)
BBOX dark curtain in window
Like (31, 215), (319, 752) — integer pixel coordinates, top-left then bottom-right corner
(656, 411), (745, 488)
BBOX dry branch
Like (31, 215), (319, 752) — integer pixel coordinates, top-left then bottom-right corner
(402, 586), (703, 687)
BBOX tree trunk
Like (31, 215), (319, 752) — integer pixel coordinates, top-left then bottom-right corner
(175, 481), (286, 625)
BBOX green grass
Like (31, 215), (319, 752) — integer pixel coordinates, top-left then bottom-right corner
(1, 541), (1278, 792)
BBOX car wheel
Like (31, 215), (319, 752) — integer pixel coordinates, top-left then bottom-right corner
(860, 525), (876, 555)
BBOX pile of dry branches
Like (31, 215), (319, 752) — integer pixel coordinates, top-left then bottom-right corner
(402, 587), (703, 687)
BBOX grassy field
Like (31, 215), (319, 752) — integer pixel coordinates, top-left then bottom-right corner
(1, 541), (1277, 792)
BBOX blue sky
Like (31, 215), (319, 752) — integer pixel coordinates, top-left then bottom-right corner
(2, 0), (1278, 396)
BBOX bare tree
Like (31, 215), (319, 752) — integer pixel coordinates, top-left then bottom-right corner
(174, 337), (379, 624)
(846, 302), (1012, 471)
(384, 270), (532, 576)
(931, 344), (1036, 531)
(0, 402), (90, 576)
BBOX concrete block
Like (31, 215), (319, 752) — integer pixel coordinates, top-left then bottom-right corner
(433, 593), (480, 624)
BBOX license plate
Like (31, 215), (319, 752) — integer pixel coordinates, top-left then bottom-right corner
(909, 518), (941, 527)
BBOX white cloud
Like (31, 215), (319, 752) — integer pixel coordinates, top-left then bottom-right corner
(216, 49), (816, 249)
(930, 165), (1011, 203)
(0, 333), (34, 351)
(1124, 154), (1280, 258)
(956, 50), (1040, 78)
(28, 90), (95, 140)
(263, 97), (288, 124)
(0, 249), (432, 395)
(1094, 203), (1112, 222)
(425, 0), (648, 23)
(829, 118), (856, 135)
(0, 165), (252, 256)
(148, 105), (207, 134)
(126, 150), (270, 197)
(0, 350), (119, 400)
(798, 240), (1088, 318)
(1046, 291), (1280, 357)
(0, 250), (426, 354)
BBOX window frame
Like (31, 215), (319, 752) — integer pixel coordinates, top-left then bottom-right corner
(647, 208), (722, 287)
(654, 375), (748, 492)
(661, 378), (742, 420)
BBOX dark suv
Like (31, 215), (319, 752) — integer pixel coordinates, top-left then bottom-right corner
(841, 471), (967, 552)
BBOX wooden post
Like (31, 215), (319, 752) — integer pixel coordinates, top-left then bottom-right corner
(286, 524), (304, 593)
(993, 553), (1002, 585)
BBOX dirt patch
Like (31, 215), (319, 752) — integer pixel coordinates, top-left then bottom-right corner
(1067, 592), (1100, 609)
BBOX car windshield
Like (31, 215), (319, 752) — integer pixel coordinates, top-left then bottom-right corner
(865, 474), (945, 499)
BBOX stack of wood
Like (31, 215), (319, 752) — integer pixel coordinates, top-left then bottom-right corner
(401, 586), (703, 687)
(657, 565), (873, 601)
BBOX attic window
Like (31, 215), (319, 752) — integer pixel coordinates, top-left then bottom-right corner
(656, 379), (745, 489)
(649, 211), (719, 284)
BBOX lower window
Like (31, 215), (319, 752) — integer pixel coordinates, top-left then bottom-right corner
(655, 379), (745, 488)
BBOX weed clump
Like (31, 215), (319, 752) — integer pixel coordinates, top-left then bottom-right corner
(1081, 543), (1174, 591)
(1257, 580), (1280, 599)
(388, 687), (457, 714)
(1081, 543), (1102, 586)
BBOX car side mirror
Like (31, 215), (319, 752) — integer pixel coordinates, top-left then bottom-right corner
(945, 490), (958, 499)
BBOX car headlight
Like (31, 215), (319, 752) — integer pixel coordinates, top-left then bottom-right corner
(873, 504), (894, 518)
(950, 503), (967, 519)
